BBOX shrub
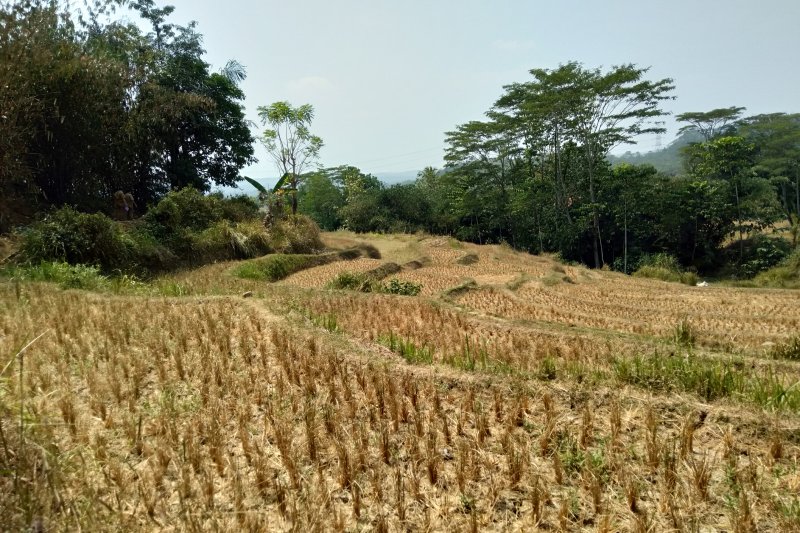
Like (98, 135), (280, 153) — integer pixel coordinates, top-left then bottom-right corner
(192, 221), (272, 263)
(633, 253), (698, 285)
(770, 336), (800, 361)
(753, 247), (800, 288)
(383, 278), (422, 296)
(328, 272), (422, 296)
(327, 271), (379, 292)
(216, 193), (261, 222)
(20, 207), (132, 272)
(3, 261), (109, 290)
(144, 187), (224, 235)
(456, 253), (479, 265)
(267, 214), (324, 254)
(731, 235), (792, 279)
(233, 253), (329, 282)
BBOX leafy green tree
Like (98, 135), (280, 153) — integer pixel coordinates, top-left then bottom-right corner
(677, 106), (746, 141)
(0, 0), (255, 215)
(604, 164), (658, 272)
(258, 101), (323, 214)
(737, 113), (800, 238)
(298, 171), (344, 230)
(694, 136), (781, 261)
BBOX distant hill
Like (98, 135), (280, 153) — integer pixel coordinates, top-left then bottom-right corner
(608, 130), (703, 175)
(374, 170), (420, 186)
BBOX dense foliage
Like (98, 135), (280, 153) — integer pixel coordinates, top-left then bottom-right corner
(0, 0), (254, 228)
(297, 67), (799, 278)
(18, 188), (269, 274)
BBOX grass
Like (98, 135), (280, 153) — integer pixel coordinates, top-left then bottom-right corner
(769, 336), (800, 361)
(612, 352), (800, 409)
(378, 331), (434, 364)
(233, 247), (368, 282)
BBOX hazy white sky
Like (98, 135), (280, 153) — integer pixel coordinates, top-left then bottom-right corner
(141, 0), (799, 178)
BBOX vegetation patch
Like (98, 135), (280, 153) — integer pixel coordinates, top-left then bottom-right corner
(328, 271), (422, 296)
(15, 190), (274, 275)
(613, 353), (800, 410)
(378, 331), (434, 364)
(633, 253), (699, 285)
(769, 335), (800, 361)
(753, 248), (800, 289)
(234, 253), (331, 282)
(456, 253), (479, 265)
(441, 279), (479, 299)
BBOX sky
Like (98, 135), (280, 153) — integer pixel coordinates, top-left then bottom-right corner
(129, 0), (800, 180)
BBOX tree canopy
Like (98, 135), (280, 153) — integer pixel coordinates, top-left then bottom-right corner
(0, 0), (254, 224)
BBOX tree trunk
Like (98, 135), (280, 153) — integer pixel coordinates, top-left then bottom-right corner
(623, 203), (628, 274)
(586, 146), (602, 268)
(553, 126), (572, 225)
(735, 181), (743, 263)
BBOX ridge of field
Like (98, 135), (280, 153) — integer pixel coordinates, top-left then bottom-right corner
(2, 232), (799, 531)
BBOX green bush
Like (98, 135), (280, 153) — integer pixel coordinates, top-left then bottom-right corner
(3, 261), (109, 290)
(20, 207), (132, 272)
(633, 253), (698, 285)
(770, 336), (800, 361)
(729, 235), (792, 279)
(383, 278), (422, 296)
(327, 271), (379, 292)
(144, 187), (224, 235)
(233, 254), (328, 282)
(216, 193), (261, 222)
(267, 214), (324, 254)
(17, 189), (271, 276)
(327, 272), (422, 296)
(753, 247), (800, 288)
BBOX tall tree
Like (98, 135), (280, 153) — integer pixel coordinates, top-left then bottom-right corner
(491, 62), (674, 266)
(694, 136), (780, 261)
(676, 106), (746, 141)
(258, 101), (323, 214)
(737, 113), (800, 236)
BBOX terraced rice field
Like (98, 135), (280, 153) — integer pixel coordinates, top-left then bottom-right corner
(2, 232), (799, 531)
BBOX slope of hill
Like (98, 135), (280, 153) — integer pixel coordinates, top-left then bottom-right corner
(2, 233), (799, 531)
(609, 130), (703, 175)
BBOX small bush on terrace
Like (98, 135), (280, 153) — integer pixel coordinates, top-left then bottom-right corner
(267, 214), (324, 254)
(3, 261), (110, 290)
(633, 253), (698, 285)
(770, 335), (800, 361)
(328, 272), (422, 296)
(233, 254), (327, 282)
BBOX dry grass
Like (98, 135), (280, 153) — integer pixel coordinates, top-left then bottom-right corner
(2, 232), (799, 531)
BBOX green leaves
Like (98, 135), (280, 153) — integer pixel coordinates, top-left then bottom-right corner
(257, 101), (324, 213)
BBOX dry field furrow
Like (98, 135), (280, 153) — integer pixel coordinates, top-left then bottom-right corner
(1, 283), (799, 532)
(4, 232), (800, 532)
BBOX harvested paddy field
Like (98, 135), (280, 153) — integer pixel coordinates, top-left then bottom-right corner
(2, 232), (799, 531)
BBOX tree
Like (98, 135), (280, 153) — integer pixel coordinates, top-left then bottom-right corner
(737, 113), (800, 234)
(297, 171), (344, 230)
(258, 101), (323, 214)
(606, 164), (658, 272)
(490, 62), (674, 266)
(0, 0), (256, 215)
(572, 63), (675, 267)
(130, 11), (255, 200)
(694, 136), (781, 261)
(676, 106), (746, 141)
